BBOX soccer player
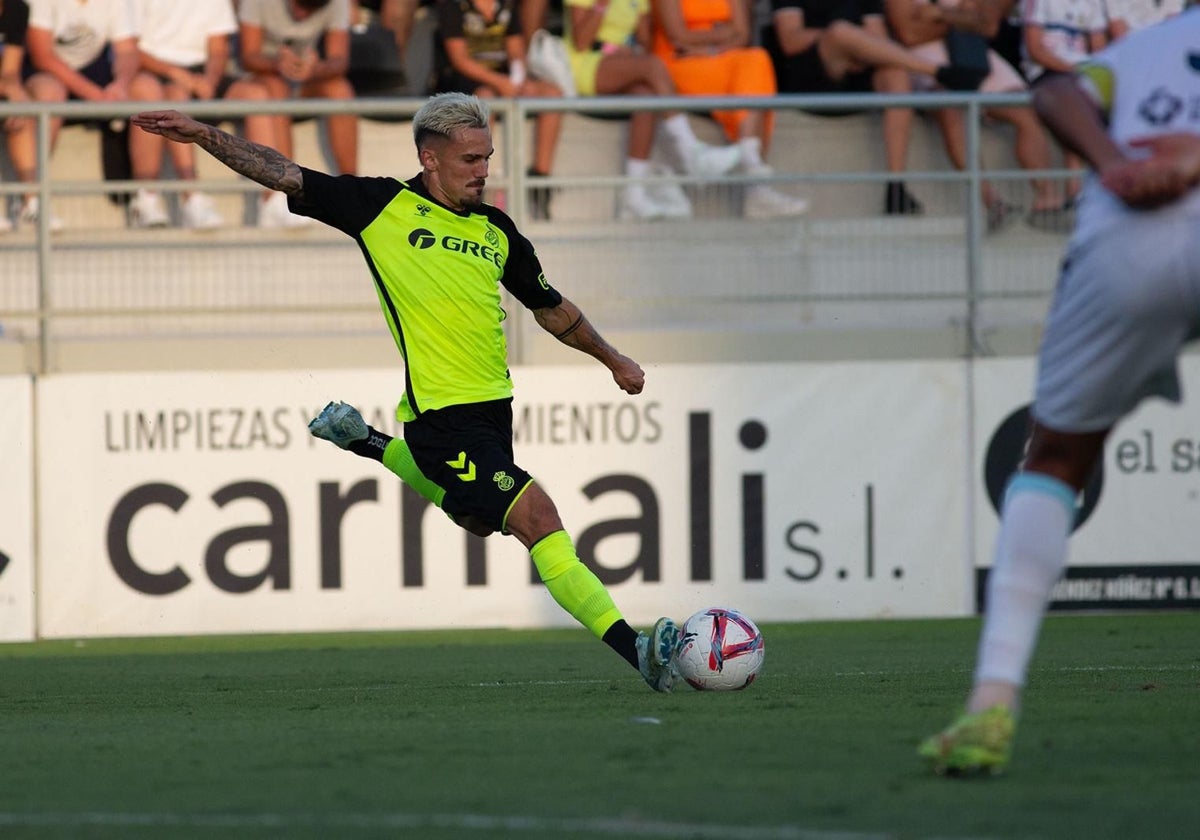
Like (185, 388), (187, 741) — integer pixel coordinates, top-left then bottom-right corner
(129, 93), (682, 693)
(918, 8), (1200, 775)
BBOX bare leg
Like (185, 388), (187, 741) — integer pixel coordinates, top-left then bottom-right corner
(303, 76), (358, 175)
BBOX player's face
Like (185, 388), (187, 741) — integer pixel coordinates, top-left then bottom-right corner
(423, 126), (493, 211)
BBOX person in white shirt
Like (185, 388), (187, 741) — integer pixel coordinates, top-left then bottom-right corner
(22, 0), (158, 230)
(238, 0), (358, 182)
(131, 0), (297, 229)
(919, 8), (1200, 776)
(1105, 0), (1185, 40)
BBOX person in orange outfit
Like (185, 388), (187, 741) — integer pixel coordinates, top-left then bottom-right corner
(652, 0), (809, 217)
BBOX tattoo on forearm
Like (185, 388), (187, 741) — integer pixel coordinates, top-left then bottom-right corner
(554, 314), (585, 340)
(197, 125), (304, 194)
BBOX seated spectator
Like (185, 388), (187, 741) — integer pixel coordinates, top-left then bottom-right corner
(652, 0), (810, 218)
(130, 0), (284, 230)
(434, 0), (562, 218)
(238, 0), (358, 228)
(883, 0), (1067, 231)
(765, 0), (988, 215)
(561, 0), (744, 220)
(519, 0), (562, 40)
(1021, 0), (1107, 223)
(352, 0), (418, 53)
(23, 0), (159, 231)
(1106, 0), (1184, 40)
(0, 0), (36, 233)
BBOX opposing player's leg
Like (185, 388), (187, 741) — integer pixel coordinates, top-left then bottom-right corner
(308, 400), (445, 506)
(920, 422), (1105, 775)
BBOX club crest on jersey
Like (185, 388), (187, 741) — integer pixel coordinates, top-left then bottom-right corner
(1138, 87), (1184, 126)
(492, 471), (515, 491)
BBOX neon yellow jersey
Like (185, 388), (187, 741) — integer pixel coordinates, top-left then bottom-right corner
(292, 169), (562, 421)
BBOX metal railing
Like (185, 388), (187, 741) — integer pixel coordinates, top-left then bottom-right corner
(0, 91), (1072, 373)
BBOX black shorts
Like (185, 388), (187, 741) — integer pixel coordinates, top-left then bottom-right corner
(403, 399), (534, 532)
(23, 53), (113, 93)
(774, 44), (874, 95)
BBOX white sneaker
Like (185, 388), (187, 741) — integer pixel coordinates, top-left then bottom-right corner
(129, 188), (170, 228)
(0, 209), (12, 234)
(744, 184), (810, 219)
(617, 183), (672, 221)
(19, 197), (64, 232)
(258, 191), (311, 229)
(647, 166), (693, 218)
(181, 191), (224, 230)
(678, 141), (742, 178)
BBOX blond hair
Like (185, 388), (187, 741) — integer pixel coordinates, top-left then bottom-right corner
(412, 93), (490, 150)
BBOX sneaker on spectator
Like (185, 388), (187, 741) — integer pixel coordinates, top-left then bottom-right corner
(18, 197), (64, 233)
(678, 140), (742, 178)
(617, 183), (674, 221)
(129, 188), (170, 228)
(0, 210), (12, 234)
(744, 185), (810, 218)
(647, 165), (693, 218)
(181, 191), (224, 230)
(258, 191), (312, 229)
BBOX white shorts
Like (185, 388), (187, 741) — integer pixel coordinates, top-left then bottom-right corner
(1033, 214), (1200, 432)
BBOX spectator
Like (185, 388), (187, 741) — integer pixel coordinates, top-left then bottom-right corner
(519, 0), (559, 41)
(1020, 0), (1107, 219)
(131, 0), (282, 229)
(883, 0), (1069, 231)
(434, 0), (562, 219)
(652, 0), (811, 218)
(0, 0), (36, 232)
(352, 0), (418, 53)
(1105, 0), (1185, 40)
(561, 0), (743, 220)
(765, 0), (990, 215)
(23, 0), (158, 231)
(238, 0), (358, 229)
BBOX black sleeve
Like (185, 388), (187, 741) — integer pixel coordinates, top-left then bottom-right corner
(487, 208), (563, 310)
(436, 0), (467, 39)
(1, 1), (29, 49)
(288, 167), (404, 237)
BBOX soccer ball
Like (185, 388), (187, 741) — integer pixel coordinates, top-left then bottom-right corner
(675, 607), (765, 691)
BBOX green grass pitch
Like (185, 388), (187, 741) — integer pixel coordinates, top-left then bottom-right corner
(1, 613), (1197, 839)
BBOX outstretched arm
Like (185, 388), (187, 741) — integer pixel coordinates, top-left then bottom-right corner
(129, 109), (305, 196)
(533, 297), (645, 395)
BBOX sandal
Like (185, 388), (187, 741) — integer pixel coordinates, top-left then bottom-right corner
(1025, 203), (1075, 233)
(985, 199), (1020, 234)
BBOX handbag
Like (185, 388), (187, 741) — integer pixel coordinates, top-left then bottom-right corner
(527, 28), (577, 97)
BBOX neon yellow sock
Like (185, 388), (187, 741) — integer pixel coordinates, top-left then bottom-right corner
(382, 438), (445, 507)
(530, 530), (623, 639)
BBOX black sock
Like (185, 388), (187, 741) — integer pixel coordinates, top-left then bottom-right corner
(347, 428), (393, 462)
(603, 620), (641, 670)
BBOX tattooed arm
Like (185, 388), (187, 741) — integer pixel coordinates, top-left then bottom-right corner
(533, 296), (646, 395)
(130, 110), (305, 196)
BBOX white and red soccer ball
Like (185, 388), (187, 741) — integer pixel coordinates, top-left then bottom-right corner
(675, 607), (765, 691)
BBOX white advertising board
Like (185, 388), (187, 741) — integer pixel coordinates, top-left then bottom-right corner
(974, 357), (1200, 610)
(36, 363), (971, 638)
(0, 375), (34, 642)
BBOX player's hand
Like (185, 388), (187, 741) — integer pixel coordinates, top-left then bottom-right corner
(610, 354), (645, 395)
(1101, 134), (1200, 209)
(129, 110), (207, 144)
